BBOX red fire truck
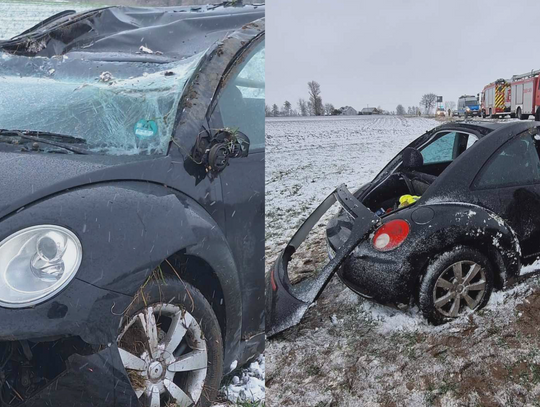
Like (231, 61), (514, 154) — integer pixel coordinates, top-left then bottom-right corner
(481, 79), (511, 118)
(510, 69), (540, 121)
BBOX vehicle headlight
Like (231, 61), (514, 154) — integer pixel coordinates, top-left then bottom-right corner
(466, 107), (471, 111)
(0, 226), (82, 308)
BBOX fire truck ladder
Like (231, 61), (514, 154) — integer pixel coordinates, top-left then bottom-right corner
(512, 69), (540, 81)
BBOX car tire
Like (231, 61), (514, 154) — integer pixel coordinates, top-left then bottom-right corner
(117, 275), (224, 407)
(535, 109), (540, 122)
(419, 246), (494, 325)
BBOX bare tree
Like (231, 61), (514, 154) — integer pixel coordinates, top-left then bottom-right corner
(307, 81), (324, 116)
(272, 104), (280, 117)
(420, 93), (437, 115)
(396, 104), (406, 115)
(283, 100), (292, 116)
(265, 104), (271, 117)
(298, 99), (308, 116)
(324, 103), (335, 116)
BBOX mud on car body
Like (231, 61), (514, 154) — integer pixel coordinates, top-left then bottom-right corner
(267, 120), (540, 336)
(0, 4), (264, 407)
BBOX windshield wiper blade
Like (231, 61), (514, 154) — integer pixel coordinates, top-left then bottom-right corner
(0, 129), (89, 155)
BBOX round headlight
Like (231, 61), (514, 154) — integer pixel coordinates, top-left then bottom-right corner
(0, 225), (82, 308)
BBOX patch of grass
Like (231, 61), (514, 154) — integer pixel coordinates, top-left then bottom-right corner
(306, 364), (321, 376)
(234, 402), (265, 407)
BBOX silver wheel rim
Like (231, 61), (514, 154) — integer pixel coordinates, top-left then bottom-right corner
(433, 261), (487, 318)
(118, 303), (208, 407)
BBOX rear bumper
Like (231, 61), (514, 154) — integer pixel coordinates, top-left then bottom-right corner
(266, 185), (380, 337)
(336, 250), (412, 304)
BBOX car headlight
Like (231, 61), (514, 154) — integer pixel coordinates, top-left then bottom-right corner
(0, 225), (82, 308)
(466, 107), (471, 111)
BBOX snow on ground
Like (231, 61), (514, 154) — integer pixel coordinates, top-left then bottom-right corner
(0, 1), (99, 40)
(266, 115), (540, 406)
(265, 115), (437, 263)
(217, 354), (265, 405)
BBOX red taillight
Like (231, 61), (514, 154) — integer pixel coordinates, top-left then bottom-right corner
(372, 219), (410, 251)
(270, 269), (278, 291)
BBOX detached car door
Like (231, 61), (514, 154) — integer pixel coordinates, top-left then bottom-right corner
(208, 39), (265, 338)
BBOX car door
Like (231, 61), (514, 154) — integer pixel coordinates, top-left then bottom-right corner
(471, 130), (540, 259)
(207, 39), (265, 338)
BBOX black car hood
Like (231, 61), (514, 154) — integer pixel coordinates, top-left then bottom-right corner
(0, 151), (169, 220)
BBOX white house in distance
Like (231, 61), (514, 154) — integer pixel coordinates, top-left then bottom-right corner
(340, 106), (358, 115)
(360, 107), (380, 115)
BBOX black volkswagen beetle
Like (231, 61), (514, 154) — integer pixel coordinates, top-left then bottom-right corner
(0, 4), (264, 407)
(267, 120), (540, 336)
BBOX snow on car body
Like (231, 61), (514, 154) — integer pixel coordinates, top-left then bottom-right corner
(267, 120), (540, 335)
(0, 4), (265, 407)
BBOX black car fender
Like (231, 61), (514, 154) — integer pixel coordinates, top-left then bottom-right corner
(0, 182), (243, 358)
(402, 202), (521, 288)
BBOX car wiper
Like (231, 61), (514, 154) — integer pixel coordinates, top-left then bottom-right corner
(0, 129), (89, 155)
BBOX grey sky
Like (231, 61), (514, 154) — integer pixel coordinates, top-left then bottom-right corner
(267, 0), (540, 112)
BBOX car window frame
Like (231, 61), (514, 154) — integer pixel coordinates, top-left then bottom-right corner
(206, 36), (265, 152)
(471, 129), (540, 191)
(417, 130), (478, 165)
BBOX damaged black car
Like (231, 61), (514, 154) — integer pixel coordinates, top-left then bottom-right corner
(267, 121), (540, 336)
(0, 4), (264, 407)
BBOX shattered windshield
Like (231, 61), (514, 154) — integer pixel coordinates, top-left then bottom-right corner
(0, 51), (205, 156)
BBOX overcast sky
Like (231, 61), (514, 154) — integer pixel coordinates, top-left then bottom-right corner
(267, 0), (540, 112)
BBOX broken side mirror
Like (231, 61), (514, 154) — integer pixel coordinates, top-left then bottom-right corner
(192, 128), (250, 173)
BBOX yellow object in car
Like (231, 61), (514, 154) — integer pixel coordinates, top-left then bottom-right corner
(399, 194), (420, 208)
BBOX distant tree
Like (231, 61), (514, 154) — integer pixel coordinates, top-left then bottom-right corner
(307, 81), (324, 116)
(332, 108), (342, 115)
(324, 103), (335, 116)
(272, 104), (280, 117)
(420, 93), (437, 115)
(282, 100), (292, 116)
(265, 104), (271, 117)
(307, 101), (313, 116)
(396, 104), (406, 115)
(297, 99), (308, 116)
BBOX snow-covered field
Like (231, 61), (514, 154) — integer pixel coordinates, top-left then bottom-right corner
(0, 0), (99, 40)
(265, 115), (540, 406)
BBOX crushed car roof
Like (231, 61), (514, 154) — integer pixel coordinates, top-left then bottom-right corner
(0, 4), (264, 156)
(0, 3), (264, 60)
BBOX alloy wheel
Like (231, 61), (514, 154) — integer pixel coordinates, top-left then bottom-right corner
(118, 303), (208, 407)
(432, 261), (487, 318)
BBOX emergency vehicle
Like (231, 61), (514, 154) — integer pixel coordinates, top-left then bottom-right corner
(481, 79), (511, 118)
(457, 95), (480, 117)
(510, 69), (540, 121)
